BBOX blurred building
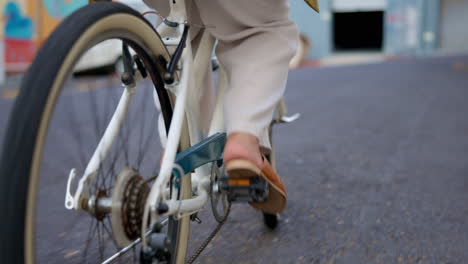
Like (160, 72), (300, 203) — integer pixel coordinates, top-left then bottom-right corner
(291, 0), (468, 59)
(0, 0), (88, 72)
(1, 0), (467, 75)
(0, 0), (155, 75)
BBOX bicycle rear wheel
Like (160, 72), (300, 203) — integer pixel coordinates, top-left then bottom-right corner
(0, 2), (191, 263)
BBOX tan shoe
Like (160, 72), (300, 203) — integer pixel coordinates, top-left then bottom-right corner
(225, 157), (287, 214)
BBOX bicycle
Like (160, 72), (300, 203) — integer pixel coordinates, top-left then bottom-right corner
(0, 0), (303, 263)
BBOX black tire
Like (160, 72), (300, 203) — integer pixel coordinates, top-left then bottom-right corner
(263, 212), (278, 230)
(0, 2), (190, 263)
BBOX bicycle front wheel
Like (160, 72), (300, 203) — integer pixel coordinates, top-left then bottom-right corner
(0, 2), (191, 263)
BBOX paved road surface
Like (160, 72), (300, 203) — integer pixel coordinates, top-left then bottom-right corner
(1, 55), (468, 263)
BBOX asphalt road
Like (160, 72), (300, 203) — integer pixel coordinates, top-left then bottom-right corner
(1, 55), (468, 264)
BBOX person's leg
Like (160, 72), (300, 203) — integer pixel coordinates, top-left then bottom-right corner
(193, 0), (298, 166)
(145, 0), (214, 146)
(192, 0), (297, 213)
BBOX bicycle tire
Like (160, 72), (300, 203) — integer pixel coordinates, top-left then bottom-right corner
(263, 124), (279, 229)
(0, 2), (191, 263)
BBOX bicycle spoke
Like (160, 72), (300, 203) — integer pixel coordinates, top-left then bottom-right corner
(133, 247), (137, 263)
(99, 79), (117, 188)
(87, 81), (103, 142)
(122, 112), (131, 167)
(98, 85), (115, 190)
(103, 217), (121, 252)
(126, 90), (143, 170)
(103, 109), (129, 188)
(137, 111), (158, 169)
(82, 219), (97, 263)
(97, 221), (104, 261)
(135, 83), (149, 168)
(66, 89), (88, 168)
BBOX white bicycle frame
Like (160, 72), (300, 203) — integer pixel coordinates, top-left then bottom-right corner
(142, 0), (224, 233)
(65, 0), (292, 240)
(65, 0), (225, 221)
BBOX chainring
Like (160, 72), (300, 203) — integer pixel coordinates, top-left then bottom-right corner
(210, 162), (230, 223)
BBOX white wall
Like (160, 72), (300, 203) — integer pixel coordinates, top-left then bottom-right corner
(332, 0), (386, 12)
(289, 0), (332, 59)
(439, 0), (468, 53)
(0, 43), (4, 84)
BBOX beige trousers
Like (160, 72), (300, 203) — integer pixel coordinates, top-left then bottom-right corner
(145, 0), (298, 148)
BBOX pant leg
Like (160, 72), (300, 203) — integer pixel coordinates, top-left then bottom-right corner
(193, 0), (298, 148)
(143, 0), (213, 146)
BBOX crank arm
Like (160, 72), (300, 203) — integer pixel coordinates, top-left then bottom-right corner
(153, 133), (227, 218)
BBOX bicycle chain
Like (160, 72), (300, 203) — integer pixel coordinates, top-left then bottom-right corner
(143, 170), (231, 263)
(186, 203), (231, 264)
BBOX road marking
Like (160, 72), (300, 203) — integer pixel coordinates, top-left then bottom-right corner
(2, 89), (20, 100)
(64, 250), (80, 259)
(453, 61), (468, 72)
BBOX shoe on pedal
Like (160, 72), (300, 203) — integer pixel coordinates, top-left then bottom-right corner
(224, 157), (287, 214)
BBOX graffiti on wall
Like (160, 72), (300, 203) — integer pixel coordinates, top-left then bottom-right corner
(38, 0), (87, 46)
(1, 0), (87, 70)
(43, 0), (87, 19)
(5, 1), (33, 39)
(3, 1), (36, 66)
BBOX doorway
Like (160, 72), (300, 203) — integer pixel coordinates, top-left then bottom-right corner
(333, 11), (384, 51)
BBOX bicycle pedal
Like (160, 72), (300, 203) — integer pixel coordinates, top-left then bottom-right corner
(219, 176), (269, 203)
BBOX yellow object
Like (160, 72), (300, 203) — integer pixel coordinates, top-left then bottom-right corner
(228, 179), (251, 186)
(304, 0), (320, 13)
